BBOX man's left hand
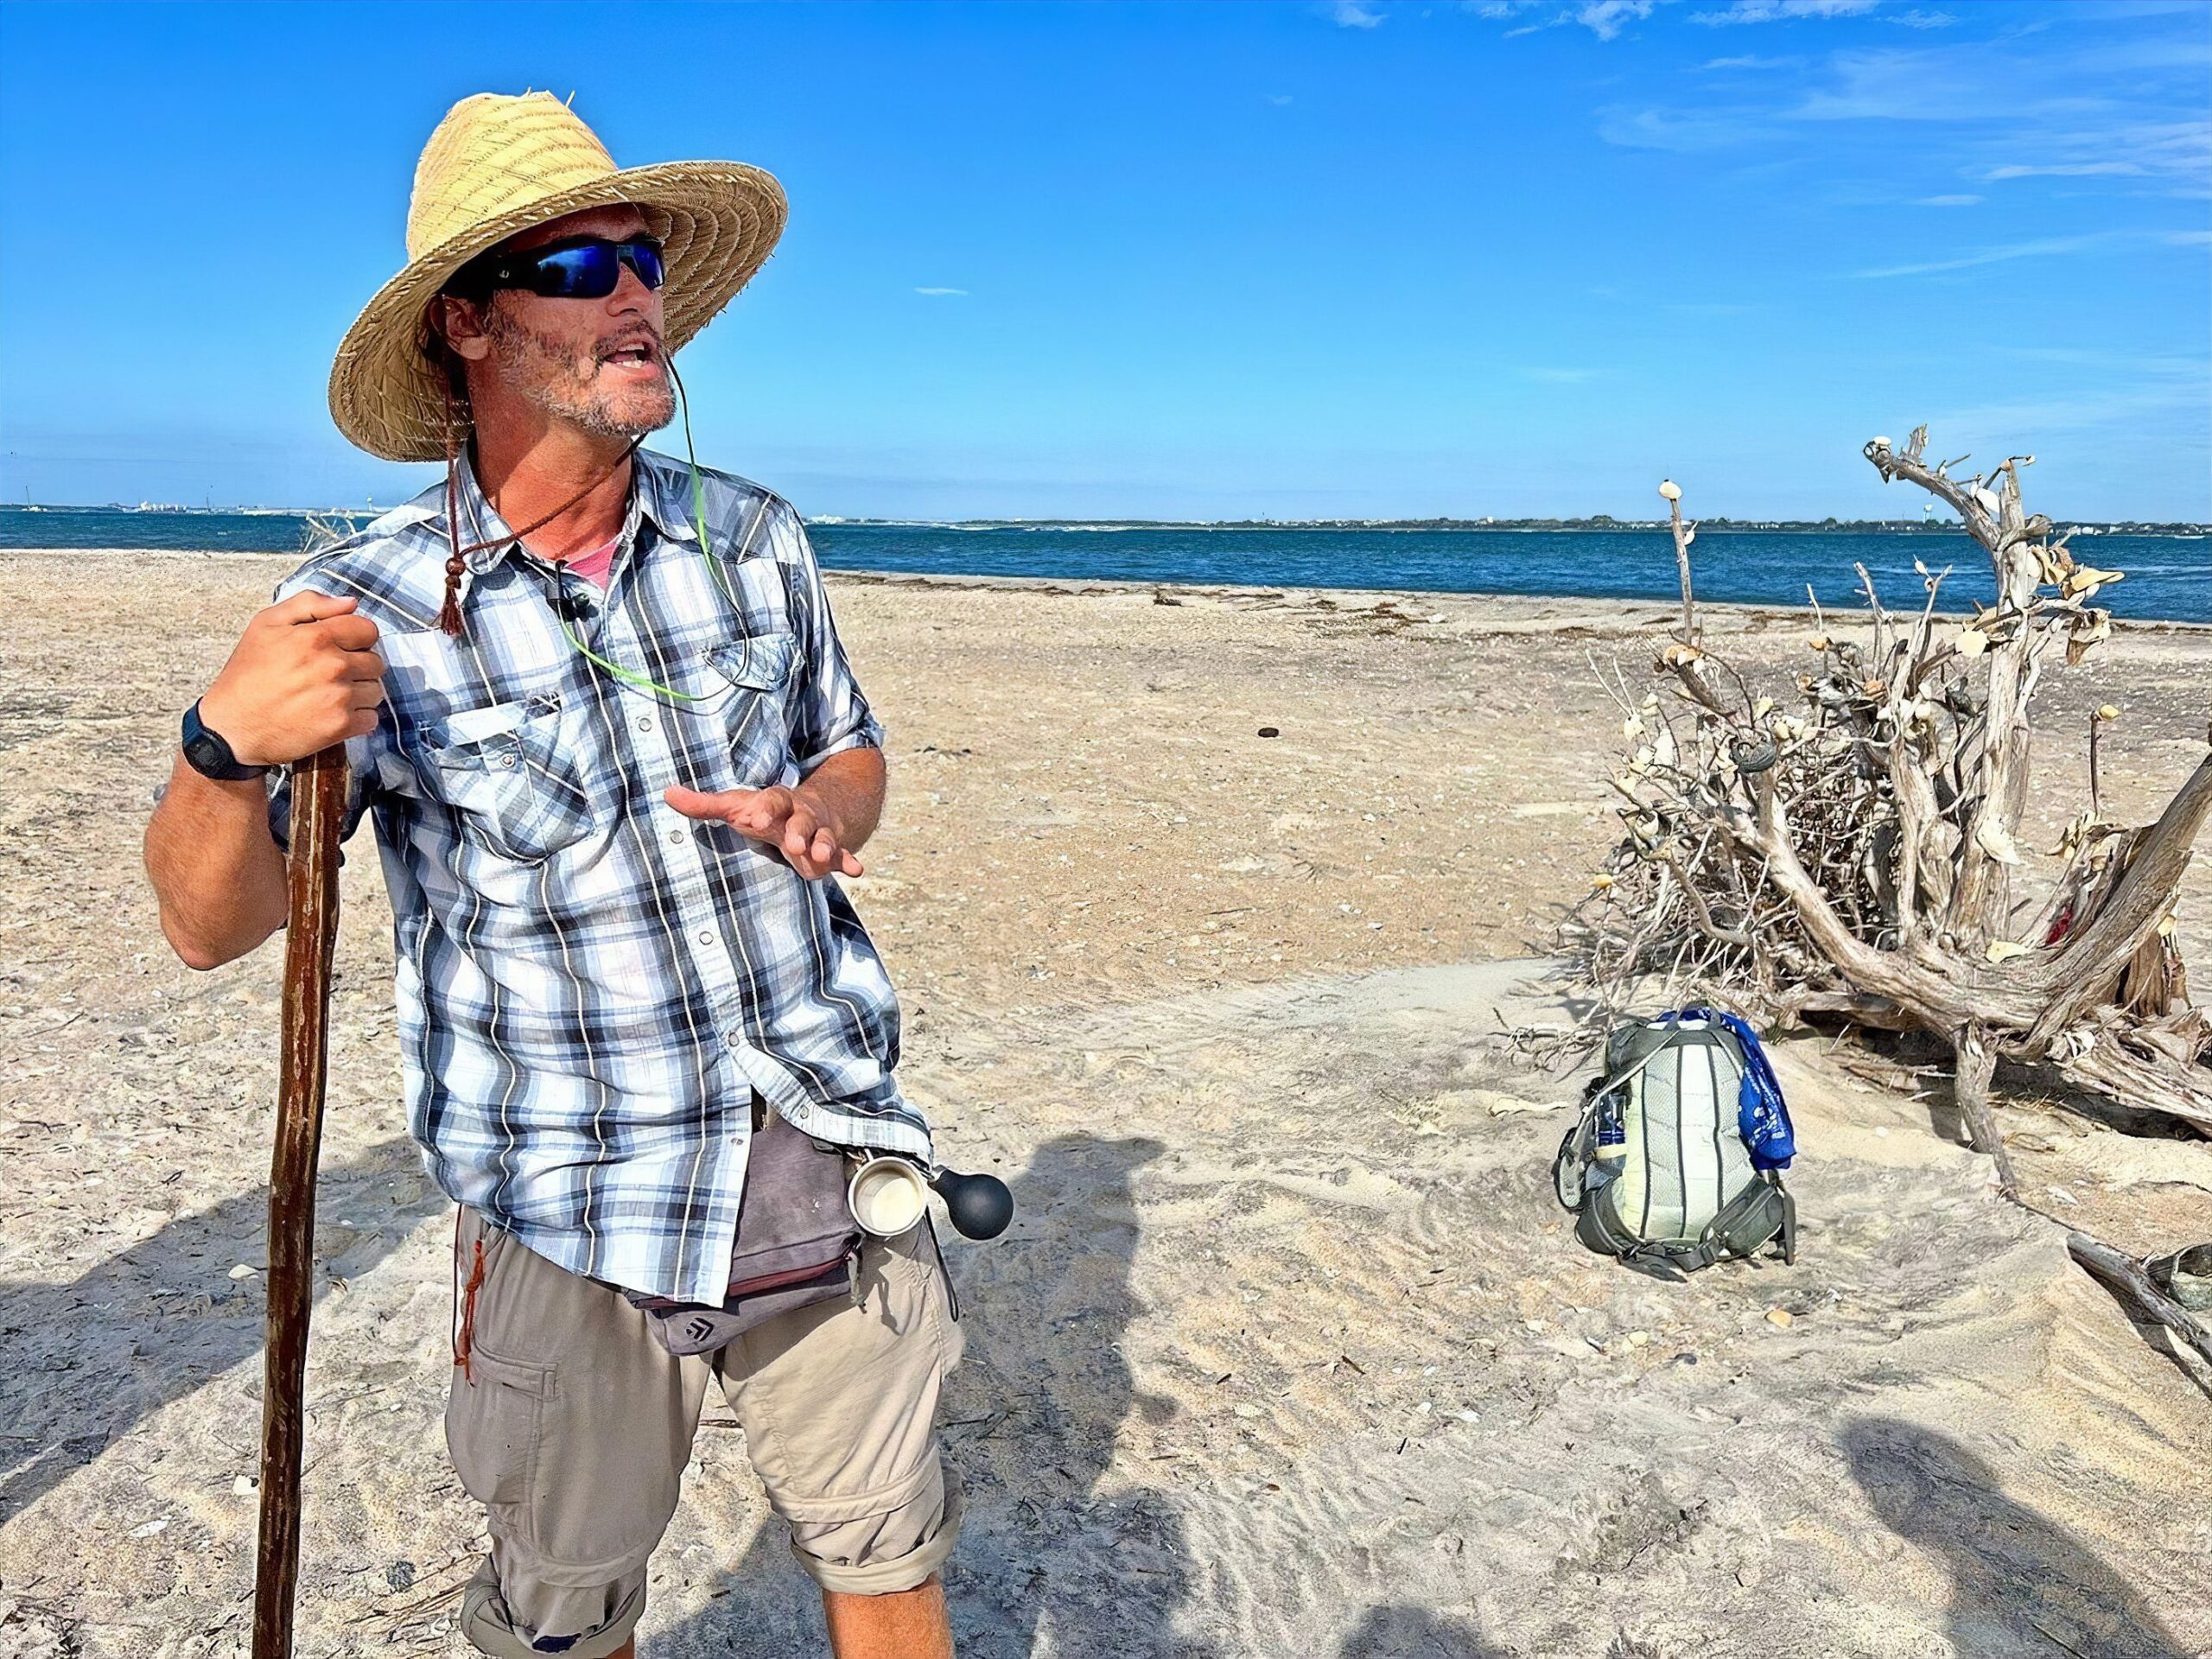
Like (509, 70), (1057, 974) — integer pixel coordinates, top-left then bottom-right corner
(663, 784), (864, 880)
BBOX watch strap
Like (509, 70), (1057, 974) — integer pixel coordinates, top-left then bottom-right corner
(181, 699), (269, 782)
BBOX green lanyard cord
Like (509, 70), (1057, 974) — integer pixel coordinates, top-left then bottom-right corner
(543, 361), (766, 709)
(556, 613), (708, 704)
(673, 358), (746, 615)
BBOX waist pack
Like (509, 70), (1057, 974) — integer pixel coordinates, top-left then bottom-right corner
(621, 1096), (865, 1356)
(1552, 1008), (1798, 1272)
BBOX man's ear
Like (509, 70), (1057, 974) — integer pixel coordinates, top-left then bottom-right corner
(435, 293), (494, 364)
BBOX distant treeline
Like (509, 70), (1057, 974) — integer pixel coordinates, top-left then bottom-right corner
(8, 505), (2205, 537)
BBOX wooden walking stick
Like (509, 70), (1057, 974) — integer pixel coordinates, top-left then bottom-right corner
(253, 743), (348, 1657)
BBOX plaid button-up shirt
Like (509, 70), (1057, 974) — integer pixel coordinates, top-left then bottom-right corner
(263, 448), (925, 1302)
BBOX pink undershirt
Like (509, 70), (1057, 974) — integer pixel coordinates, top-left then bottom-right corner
(561, 535), (620, 590)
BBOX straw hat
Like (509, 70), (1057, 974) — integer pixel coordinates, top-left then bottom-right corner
(328, 91), (785, 461)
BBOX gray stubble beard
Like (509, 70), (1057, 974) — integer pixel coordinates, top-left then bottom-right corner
(485, 301), (676, 440)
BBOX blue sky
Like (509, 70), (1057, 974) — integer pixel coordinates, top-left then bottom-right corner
(0, 0), (2205, 520)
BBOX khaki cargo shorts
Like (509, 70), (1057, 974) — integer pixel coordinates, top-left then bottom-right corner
(445, 1203), (965, 1659)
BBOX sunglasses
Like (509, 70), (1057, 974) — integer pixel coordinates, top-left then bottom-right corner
(451, 235), (667, 302)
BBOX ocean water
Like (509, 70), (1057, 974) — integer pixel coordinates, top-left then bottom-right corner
(3, 505), (2202, 622)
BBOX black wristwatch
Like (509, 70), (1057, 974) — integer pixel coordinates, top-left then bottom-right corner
(181, 699), (270, 782)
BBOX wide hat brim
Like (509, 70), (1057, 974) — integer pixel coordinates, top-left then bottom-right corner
(328, 159), (785, 462)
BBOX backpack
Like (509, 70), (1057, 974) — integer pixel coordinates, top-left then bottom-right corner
(1551, 1008), (1798, 1272)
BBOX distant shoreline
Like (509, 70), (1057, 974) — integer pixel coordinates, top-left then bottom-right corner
(7, 504), (2206, 537)
(804, 518), (2212, 537)
(6, 512), (2200, 621)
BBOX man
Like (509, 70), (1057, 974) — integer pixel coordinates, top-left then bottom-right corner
(142, 92), (961, 1659)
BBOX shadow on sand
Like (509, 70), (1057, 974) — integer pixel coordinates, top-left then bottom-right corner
(1846, 1417), (2188, 1659)
(652, 1132), (1213, 1658)
(0, 1134), (435, 1527)
(1334, 1605), (1508, 1657)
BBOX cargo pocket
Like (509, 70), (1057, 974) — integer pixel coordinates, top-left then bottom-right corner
(903, 1219), (964, 1370)
(447, 1343), (556, 1512)
(419, 697), (594, 862)
(703, 631), (799, 779)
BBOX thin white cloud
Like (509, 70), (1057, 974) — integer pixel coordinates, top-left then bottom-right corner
(1327, 1), (1386, 28)
(1266, 93), (1295, 105)
(1968, 118), (2208, 192)
(1700, 54), (1802, 69)
(1598, 104), (1764, 150)
(1849, 232), (2114, 279)
(2001, 345), (2209, 375)
(1574, 0), (1662, 38)
(1913, 193), (1982, 206)
(1983, 161), (2145, 181)
(1790, 45), (1981, 119)
(1466, 0), (1670, 40)
(1889, 8), (1955, 25)
(1691, 0), (1878, 23)
(1926, 372), (2210, 443)
(1603, 37), (2211, 200)
(914, 287), (969, 297)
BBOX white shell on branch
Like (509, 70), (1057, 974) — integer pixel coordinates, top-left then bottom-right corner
(2063, 565), (2126, 601)
(2067, 610), (2112, 666)
(1974, 817), (2024, 867)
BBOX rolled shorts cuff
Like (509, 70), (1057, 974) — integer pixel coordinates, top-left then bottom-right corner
(460, 1556), (645, 1659)
(792, 1465), (965, 1598)
(481, 1529), (658, 1592)
(772, 1450), (943, 1527)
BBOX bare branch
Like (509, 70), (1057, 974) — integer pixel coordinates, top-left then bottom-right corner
(1524, 430), (2208, 1152)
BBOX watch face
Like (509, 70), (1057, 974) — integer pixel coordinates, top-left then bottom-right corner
(185, 732), (226, 774)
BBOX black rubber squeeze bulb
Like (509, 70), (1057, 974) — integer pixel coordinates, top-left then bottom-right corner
(931, 1168), (1014, 1240)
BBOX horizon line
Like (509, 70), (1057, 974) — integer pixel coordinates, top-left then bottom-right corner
(5, 501), (2209, 534)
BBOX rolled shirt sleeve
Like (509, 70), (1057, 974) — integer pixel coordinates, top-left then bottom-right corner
(779, 509), (887, 776)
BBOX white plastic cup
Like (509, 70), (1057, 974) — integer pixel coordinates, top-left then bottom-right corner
(847, 1154), (928, 1238)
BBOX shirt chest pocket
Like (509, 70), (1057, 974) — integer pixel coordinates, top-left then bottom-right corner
(416, 699), (595, 863)
(700, 629), (800, 780)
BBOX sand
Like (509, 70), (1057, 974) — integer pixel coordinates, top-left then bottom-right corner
(1, 550), (2208, 1657)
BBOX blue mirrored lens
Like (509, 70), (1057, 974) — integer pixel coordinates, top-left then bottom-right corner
(527, 244), (620, 298)
(519, 240), (664, 298)
(624, 240), (666, 290)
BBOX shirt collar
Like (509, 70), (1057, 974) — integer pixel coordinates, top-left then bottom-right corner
(632, 449), (700, 545)
(450, 446), (695, 576)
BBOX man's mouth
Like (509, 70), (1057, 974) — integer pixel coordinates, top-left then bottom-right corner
(599, 339), (661, 371)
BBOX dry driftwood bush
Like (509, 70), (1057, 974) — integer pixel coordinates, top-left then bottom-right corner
(1545, 428), (2210, 1201)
